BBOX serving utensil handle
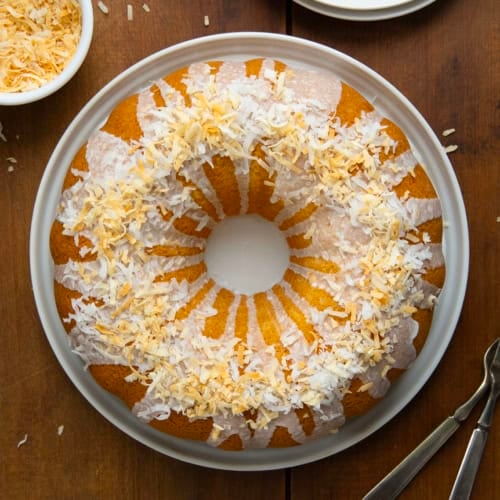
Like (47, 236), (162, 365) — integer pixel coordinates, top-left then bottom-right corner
(449, 427), (488, 500)
(449, 388), (499, 500)
(363, 416), (459, 500)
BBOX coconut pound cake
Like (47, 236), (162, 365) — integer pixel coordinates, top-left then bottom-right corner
(50, 58), (445, 450)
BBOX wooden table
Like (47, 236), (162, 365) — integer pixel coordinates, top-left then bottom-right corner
(1, 1), (498, 498)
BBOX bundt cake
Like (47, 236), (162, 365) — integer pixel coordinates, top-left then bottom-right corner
(50, 58), (445, 450)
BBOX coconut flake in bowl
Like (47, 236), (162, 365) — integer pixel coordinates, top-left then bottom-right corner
(0, 0), (93, 105)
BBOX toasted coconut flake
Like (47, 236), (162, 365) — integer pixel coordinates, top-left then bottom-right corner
(57, 425), (64, 436)
(444, 144), (458, 153)
(98, 1), (109, 14)
(442, 128), (456, 136)
(0, 0), (82, 93)
(358, 382), (373, 392)
(17, 433), (28, 448)
(0, 122), (6, 142)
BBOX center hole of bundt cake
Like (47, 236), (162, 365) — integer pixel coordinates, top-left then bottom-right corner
(205, 214), (290, 295)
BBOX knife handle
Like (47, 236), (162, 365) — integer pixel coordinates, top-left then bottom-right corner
(449, 427), (489, 500)
(449, 388), (499, 500)
(363, 416), (460, 500)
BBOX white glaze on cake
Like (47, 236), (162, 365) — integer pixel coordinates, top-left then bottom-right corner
(52, 59), (445, 448)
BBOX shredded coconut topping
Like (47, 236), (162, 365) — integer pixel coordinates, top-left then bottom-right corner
(54, 60), (443, 437)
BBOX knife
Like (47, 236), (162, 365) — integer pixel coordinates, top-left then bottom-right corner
(363, 338), (500, 500)
(449, 340), (500, 500)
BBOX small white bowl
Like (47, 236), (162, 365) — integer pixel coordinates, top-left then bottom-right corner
(0, 0), (93, 106)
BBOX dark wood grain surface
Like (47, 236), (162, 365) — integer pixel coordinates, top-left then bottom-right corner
(0, 1), (498, 498)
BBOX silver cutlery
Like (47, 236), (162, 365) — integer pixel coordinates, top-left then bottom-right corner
(449, 340), (500, 499)
(363, 338), (500, 500)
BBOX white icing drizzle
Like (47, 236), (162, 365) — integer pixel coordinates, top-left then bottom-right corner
(423, 243), (446, 270)
(310, 399), (345, 437)
(266, 290), (312, 361)
(85, 131), (138, 181)
(404, 198), (442, 227)
(381, 149), (419, 188)
(137, 90), (162, 140)
(249, 410), (306, 448)
(245, 298), (276, 360)
(233, 157), (249, 213)
(52, 58), (445, 448)
(209, 413), (252, 447)
(285, 67), (342, 118)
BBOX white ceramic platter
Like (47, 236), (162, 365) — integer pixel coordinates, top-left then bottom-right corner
(293, 0), (437, 21)
(30, 32), (468, 471)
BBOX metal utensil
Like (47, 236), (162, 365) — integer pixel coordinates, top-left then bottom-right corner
(449, 341), (500, 500)
(363, 338), (500, 500)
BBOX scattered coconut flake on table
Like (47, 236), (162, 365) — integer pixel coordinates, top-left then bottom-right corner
(7, 165), (14, 173)
(0, 122), (6, 142)
(142, 3), (150, 12)
(6, 157), (17, 163)
(57, 425), (64, 436)
(444, 144), (459, 153)
(204, 15), (210, 26)
(17, 434), (28, 448)
(98, 1), (109, 14)
(442, 128), (456, 136)
(496, 216), (500, 223)
(127, 4), (133, 21)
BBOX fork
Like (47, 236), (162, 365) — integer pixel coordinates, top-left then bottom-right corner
(363, 338), (500, 500)
(449, 340), (500, 499)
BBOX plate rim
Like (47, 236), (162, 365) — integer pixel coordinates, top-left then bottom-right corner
(313, 0), (415, 11)
(30, 31), (469, 471)
(293, 0), (437, 21)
